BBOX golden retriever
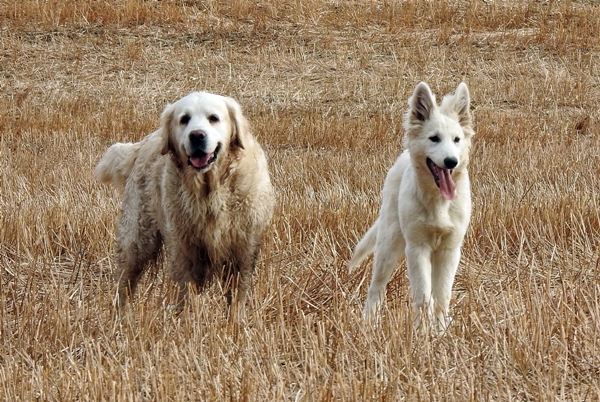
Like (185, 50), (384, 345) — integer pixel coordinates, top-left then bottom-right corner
(95, 92), (275, 310)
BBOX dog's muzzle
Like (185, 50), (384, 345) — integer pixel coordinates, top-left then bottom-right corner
(188, 143), (221, 170)
(426, 158), (456, 201)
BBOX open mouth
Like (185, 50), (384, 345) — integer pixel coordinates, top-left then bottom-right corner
(426, 158), (456, 201)
(188, 143), (222, 171)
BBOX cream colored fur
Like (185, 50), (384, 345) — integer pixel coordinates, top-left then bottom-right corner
(95, 92), (275, 310)
(348, 82), (474, 331)
(94, 142), (140, 190)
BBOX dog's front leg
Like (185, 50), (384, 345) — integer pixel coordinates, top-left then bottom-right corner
(225, 240), (261, 307)
(169, 252), (198, 313)
(405, 244), (434, 328)
(431, 244), (462, 330)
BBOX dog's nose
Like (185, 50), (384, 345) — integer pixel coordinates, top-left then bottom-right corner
(189, 130), (206, 147)
(444, 157), (458, 169)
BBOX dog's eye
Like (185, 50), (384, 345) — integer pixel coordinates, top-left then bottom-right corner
(180, 115), (190, 125)
(454, 137), (460, 143)
(429, 135), (440, 143)
(208, 115), (220, 123)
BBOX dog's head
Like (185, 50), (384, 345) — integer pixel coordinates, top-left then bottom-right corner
(159, 92), (248, 172)
(403, 82), (474, 201)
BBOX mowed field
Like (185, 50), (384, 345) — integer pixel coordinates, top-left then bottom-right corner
(1, 0), (600, 400)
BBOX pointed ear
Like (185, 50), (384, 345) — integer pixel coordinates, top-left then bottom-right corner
(454, 82), (471, 128)
(225, 96), (249, 150)
(159, 103), (174, 155)
(409, 82), (436, 123)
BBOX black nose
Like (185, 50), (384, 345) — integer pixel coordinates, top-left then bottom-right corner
(444, 157), (458, 169)
(189, 130), (206, 147)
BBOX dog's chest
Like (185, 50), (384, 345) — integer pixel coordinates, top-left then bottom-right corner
(427, 205), (455, 232)
(405, 208), (456, 251)
(424, 198), (470, 245)
(196, 189), (233, 222)
(168, 185), (233, 231)
(404, 200), (461, 245)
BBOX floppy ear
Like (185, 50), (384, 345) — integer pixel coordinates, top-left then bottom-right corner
(453, 82), (471, 128)
(225, 96), (249, 150)
(409, 82), (436, 123)
(159, 103), (175, 155)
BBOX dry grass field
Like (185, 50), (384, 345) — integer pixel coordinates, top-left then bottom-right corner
(1, 0), (600, 400)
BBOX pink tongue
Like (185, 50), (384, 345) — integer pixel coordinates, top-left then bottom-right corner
(438, 168), (456, 201)
(189, 153), (212, 169)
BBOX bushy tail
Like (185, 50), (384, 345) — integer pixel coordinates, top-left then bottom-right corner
(94, 142), (141, 191)
(348, 220), (379, 273)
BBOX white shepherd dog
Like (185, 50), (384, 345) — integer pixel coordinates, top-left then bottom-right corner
(348, 82), (474, 330)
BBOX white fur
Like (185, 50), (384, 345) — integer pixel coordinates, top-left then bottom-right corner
(348, 82), (474, 331)
(161, 92), (230, 166)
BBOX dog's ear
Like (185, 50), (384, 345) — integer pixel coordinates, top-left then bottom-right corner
(159, 102), (175, 155)
(225, 96), (249, 150)
(409, 82), (436, 123)
(453, 82), (471, 128)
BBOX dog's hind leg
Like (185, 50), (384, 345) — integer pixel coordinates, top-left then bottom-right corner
(114, 187), (164, 309)
(363, 223), (405, 320)
(115, 230), (162, 309)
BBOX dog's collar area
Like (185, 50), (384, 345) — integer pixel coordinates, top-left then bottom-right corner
(188, 143), (222, 171)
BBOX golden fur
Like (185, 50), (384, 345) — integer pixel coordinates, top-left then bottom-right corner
(95, 92), (275, 310)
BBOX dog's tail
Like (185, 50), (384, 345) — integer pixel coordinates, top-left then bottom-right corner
(348, 220), (379, 273)
(94, 142), (141, 191)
